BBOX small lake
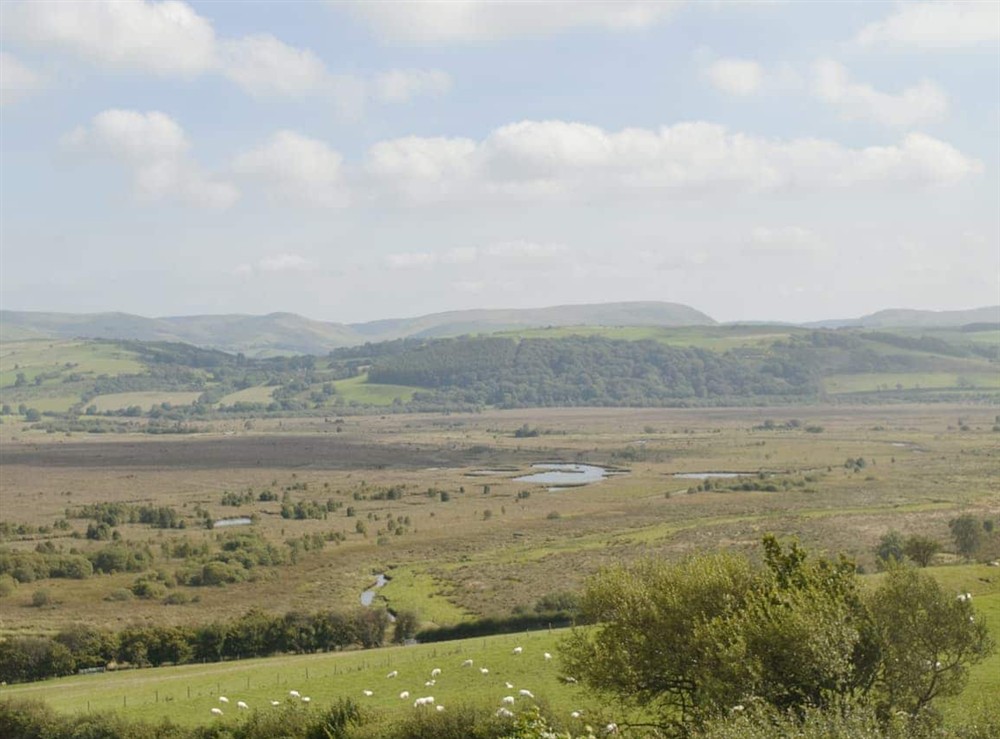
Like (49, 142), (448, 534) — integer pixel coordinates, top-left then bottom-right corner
(673, 472), (749, 480)
(514, 463), (612, 488)
(360, 573), (389, 607)
(213, 516), (253, 528)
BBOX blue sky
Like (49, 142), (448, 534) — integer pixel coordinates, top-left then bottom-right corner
(1, 0), (998, 324)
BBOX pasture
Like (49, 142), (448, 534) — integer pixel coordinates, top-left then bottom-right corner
(0, 403), (998, 730)
(333, 374), (419, 405)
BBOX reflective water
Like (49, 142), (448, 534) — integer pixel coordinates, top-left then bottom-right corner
(514, 463), (610, 487)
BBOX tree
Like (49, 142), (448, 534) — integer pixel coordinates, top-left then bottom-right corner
(949, 515), (984, 559)
(561, 537), (991, 736)
(903, 534), (941, 567)
(874, 530), (905, 567)
(868, 564), (994, 717)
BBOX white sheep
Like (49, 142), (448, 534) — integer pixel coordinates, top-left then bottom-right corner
(218, 696), (229, 704)
(236, 701), (248, 710)
(519, 689), (534, 699)
(436, 705), (445, 712)
(496, 707), (515, 718)
(605, 722), (619, 735)
(270, 700), (280, 707)
(302, 696), (311, 704)
(543, 652), (552, 660)
(512, 646), (523, 655)
(480, 667), (489, 675)
(289, 690), (301, 698)
(210, 708), (223, 716)
(430, 668), (442, 677)
(362, 690), (374, 697)
(399, 691), (410, 700)
(571, 711), (582, 719)
(502, 696), (515, 705)
(424, 679), (435, 687)
(461, 658), (474, 667)
(413, 696), (435, 707)
(386, 670), (399, 678)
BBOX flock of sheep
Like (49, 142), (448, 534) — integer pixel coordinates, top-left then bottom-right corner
(204, 644), (617, 731)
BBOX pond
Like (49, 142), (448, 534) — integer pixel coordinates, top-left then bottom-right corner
(213, 516), (253, 528)
(360, 573), (389, 607)
(514, 463), (613, 488)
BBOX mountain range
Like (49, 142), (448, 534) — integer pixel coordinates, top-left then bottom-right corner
(1, 303), (996, 357)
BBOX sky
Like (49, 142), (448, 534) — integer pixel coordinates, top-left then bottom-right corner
(1, 0), (998, 325)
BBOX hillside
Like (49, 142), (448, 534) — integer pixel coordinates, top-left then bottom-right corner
(1, 324), (996, 426)
(809, 306), (1000, 329)
(0, 302), (713, 356)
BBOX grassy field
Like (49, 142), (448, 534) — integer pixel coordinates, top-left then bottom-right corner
(1, 404), (998, 731)
(88, 391), (203, 412)
(0, 630), (581, 728)
(216, 386), (276, 406)
(333, 374), (419, 405)
(824, 372), (1000, 393)
(0, 339), (144, 387)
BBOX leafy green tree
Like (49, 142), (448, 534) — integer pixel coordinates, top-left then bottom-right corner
(874, 530), (905, 567)
(949, 515), (984, 559)
(868, 564), (994, 717)
(903, 535), (941, 568)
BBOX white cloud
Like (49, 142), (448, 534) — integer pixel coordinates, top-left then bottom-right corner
(365, 120), (981, 204)
(3, 0), (216, 76)
(2, 1), (451, 111)
(0, 52), (45, 105)
(812, 59), (948, 127)
(232, 131), (347, 207)
(346, 0), (680, 42)
(63, 109), (238, 208)
(705, 58), (763, 96)
(374, 69), (453, 103)
(218, 34), (329, 97)
(385, 252), (438, 269)
(747, 226), (829, 255)
(258, 253), (311, 272)
(483, 240), (569, 265)
(856, 1), (1000, 49)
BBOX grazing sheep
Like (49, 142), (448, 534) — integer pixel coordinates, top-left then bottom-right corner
(289, 690), (300, 698)
(544, 652), (552, 660)
(519, 689), (534, 699)
(270, 700), (281, 707)
(562, 676), (577, 684)
(502, 696), (515, 705)
(605, 722), (619, 734)
(218, 697), (229, 704)
(571, 711), (582, 719)
(480, 667), (489, 675)
(430, 668), (442, 677)
(512, 646), (523, 655)
(210, 708), (223, 716)
(413, 696), (435, 707)
(236, 701), (248, 710)
(505, 681), (515, 689)
(461, 659), (473, 667)
(386, 670), (399, 678)
(436, 705), (445, 712)
(496, 707), (515, 718)
(399, 691), (410, 700)
(301, 697), (311, 704)
(362, 690), (374, 697)
(424, 679), (435, 687)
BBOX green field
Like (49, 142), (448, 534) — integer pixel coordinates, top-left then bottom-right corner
(333, 375), (419, 405)
(497, 324), (801, 351)
(89, 391), (203, 412)
(217, 385), (276, 406)
(0, 340), (144, 388)
(378, 568), (472, 627)
(824, 372), (1000, 394)
(1, 630), (580, 728)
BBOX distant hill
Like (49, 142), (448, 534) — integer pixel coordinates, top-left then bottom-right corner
(0, 302), (715, 356)
(808, 306), (1000, 329)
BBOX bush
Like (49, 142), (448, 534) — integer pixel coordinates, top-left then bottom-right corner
(31, 589), (52, 608)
